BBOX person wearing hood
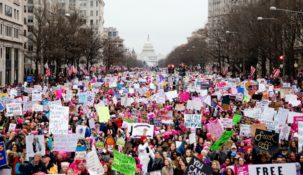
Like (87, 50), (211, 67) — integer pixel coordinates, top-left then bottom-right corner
(138, 135), (154, 175)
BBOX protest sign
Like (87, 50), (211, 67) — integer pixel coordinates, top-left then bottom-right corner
(6, 103), (22, 116)
(32, 104), (43, 112)
(184, 114), (202, 128)
(165, 90), (178, 101)
(184, 157), (212, 175)
(128, 123), (154, 138)
(112, 150), (136, 175)
(189, 133), (196, 144)
(0, 142), (7, 167)
(274, 108), (289, 124)
(291, 116), (303, 133)
(78, 93), (87, 104)
(76, 125), (87, 139)
(299, 122), (303, 152)
(261, 120), (279, 133)
(243, 108), (261, 119)
(26, 135), (45, 159)
(86, 147), (104, 175)
(207, 119), (224, 139)
(153, 118), (162, 127)
(287, 111), (303, 123)
(235, 165), (249, 175)
(279, 124), (290, 141)
(8, 123), (16, 132)
(240, 124), (252, 137)
(211, 131), (234, 151)
(32, 89), (42, 101)
(261, 107), (276, 121)
(248, 163), (296, 175)
(254, 129), (279, 154)
(53, 134), (78, 152)
(85, 91), (95, 106)
(232, 114), (241, 126)
(96, 105), (110, 123)
(251, 123), (266, 137)
(220, 118), (233, 128)
(49, 105), (69, 134)
(63, 90), (73, 102)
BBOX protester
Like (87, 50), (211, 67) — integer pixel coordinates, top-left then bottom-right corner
(0, 65), (302, 175)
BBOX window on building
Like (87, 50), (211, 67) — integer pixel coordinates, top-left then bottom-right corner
(96, 1), (98, 6)
(0, 48), (2, 59)
(24, 29), (26, 36)
(28, 45), (33, 51)
(28, 16), (33, 23)
(90, 10), (93, 16)
(24, 5), (26, 13)
(5, 5), (12, 17)
(28, 26), (33, 32)
(16, 10), (19, 20)
(28, 6), (33, 13)
(14, 9), (16, 19)
(5, 26), (12, 37)
(90, 20), (93, 25)
(24, 17), (27, 24)
(0, 24), (2, 35)
(28, 0), (33, 4)
(113, 32), (117, 37)
(14, 28), (19, 38)
(0, 3), (3, 14)
(96, 10), (98, 16)
(90, 1), (93, 7)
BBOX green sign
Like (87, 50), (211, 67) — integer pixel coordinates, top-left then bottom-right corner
(211, 131), (234, 151)
(116, 138), (126, 147)
(243, 95), (251, 103)
(112, 150), (136, 175)
(232, 114), (241, 126)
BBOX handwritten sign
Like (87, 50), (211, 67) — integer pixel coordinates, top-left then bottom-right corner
(184, 114), (202, 128)
(53, 134), (78, 152)
(235, 165), (249, 175)
(31, 89), (42, 101)
(184, 157), (212, 175)
(112, 150), (136, 175)
(86, 147), (104, 175)
(240, 124), (252, 137)
(49, 105), (69, 134)
(207, 119), (224, 139)
(96, 105), (110, 123)
(299, 122), (303, 152)
(254, 129), (279, 154)
(6, 103), (22, 117)
(128, 123), (154, 138)
(220, 118), (233, 128)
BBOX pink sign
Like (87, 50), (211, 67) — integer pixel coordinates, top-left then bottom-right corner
(292, 116), (303, 133)
(207, 119), (224, 139)
(179, 91), (190, 102)
(235, 165), (249, 175)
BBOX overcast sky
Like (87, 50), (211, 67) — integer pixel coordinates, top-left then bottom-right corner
(104, 0), (207, 56)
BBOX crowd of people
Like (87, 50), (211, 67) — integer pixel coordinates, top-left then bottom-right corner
(0, 67), (302, 175)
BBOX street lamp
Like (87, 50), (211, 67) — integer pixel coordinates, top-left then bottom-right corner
(257, 17), (276, 21)
(226, 31), (237, 34)
(270, 6), (303, 14)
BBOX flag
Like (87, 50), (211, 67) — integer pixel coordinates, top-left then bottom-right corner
(45, 69), (51, 77)
(272, 68), (281, 78)
(250, 66), (255, 76)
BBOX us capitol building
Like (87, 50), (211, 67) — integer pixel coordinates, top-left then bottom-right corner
(138, 36), (159, 67)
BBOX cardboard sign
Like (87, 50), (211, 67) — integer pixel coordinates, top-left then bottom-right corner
(211, 131), (234, 151)
(128, 123), (154, 138)
(8, 123), (16, 132)
(254, 129), (279, 154)
(85, 91), (95, 106)
(248, 163), (296, 175)
(279, 124), (290, 141)
(0, 142), (7, 167)
(6, 103), (22, 116)
(251, 123), (266, 137)
(112, 150), (136, 175)
(53, 134), (78, 152)
(184, 157), (212, 175)
(49, 105), (69, 134)
(184, 114), (202, 128)
(96, 105), (110, 123)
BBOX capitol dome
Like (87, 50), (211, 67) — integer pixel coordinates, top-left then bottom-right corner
(139, 35), (158, 67)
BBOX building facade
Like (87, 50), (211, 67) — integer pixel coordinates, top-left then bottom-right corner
(0, 0), (25, 85)
(139, 36), (158, 67)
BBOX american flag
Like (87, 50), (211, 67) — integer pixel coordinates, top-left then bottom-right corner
(45, 69), (51, 77)
(250, 66), (256, 76)
(272, 68), (281, 78)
